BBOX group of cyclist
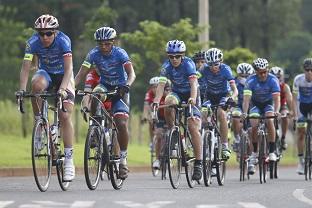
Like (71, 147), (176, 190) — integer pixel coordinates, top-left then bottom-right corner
(145, 43), (312, 180)
(15, 14), (312, 184)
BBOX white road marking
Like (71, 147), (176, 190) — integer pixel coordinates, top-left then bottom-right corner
(115, 201), (175, 208)
(238, 202), (267, 208)
(293, 189), (312, 206)
(0, 201), (14, 208)
(197, 205), (226, 208)
(71, 201), (95, 208)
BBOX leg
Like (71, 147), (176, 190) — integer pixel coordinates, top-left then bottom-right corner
(31, 72), (49, 118)
(296, 123), (306, 175)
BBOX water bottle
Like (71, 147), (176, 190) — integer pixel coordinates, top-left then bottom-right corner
(50, 124), (58, 143)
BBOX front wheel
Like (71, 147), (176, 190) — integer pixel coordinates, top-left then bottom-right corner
(259, 134), (267, 184)
(184, 131), (196, 188)
(84, 126), (102, 190)
(215, 133), (226, 186)
(32, 119), (51, 192)
(56, 155), (70, 191)
(203, 131), (212, 186)
(167, 128), (181, 189)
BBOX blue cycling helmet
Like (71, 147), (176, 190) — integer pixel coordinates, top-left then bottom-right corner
(166, 40), (186, 53)
(94, 27), (117, 41)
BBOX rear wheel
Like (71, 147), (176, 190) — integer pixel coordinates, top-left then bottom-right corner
(84, 126), (102, 190)
(184, 131), (196, 188)
(32, 119), (51, 192)
(168, 128), (181, 189)
(150, 135), (159, 177)
(239, 134), (247, 181)
(203, 131), (212, 186)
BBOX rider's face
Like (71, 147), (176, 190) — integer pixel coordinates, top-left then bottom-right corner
(256, 69), (269, 81)
(196, 59), (206, 70)
(98, 40), (114, 55)
(168, 54), (183, 68)
(209, 62), (221, 74)
(38, 30), (55, 47)
(304, 68), (312, 82)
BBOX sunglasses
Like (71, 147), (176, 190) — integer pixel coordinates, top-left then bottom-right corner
(208, 62), (221, 67)
(38, 31), (54, 37)
(239, 74), (249, 78)
(257, 70), (268, 75)
(168, 55), (182, 60)
(305, 68), (312, 72)
(98, 41), (113, 46)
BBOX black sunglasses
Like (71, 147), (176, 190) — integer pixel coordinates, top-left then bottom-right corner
(38, 31), (54, 37)
(305, 68), (312, 72)
(168, 55), (182, 60)
(208, 62), (221, 67)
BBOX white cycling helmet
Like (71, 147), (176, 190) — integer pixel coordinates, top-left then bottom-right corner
(270, 66), (284, 77)
(252, 58), (269, 70)
(149, 77), (159, 85)
(237, 63), (254, 75)
(166, 40), (186, 53)
(204, 48), (223, 64)
(94, 27), (117, 41)
(34, 14), (59, 30)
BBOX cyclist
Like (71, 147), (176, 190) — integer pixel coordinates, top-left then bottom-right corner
(270, 66), (294, 150)
(153, 40), (202, 180)
(143, 77), (171, 169)
(192, 51), (207, 103)
(293, 58), (312, 175)
(197, 48), (238, 160)
(242, 58), (280, 175)
(232, 63), (254, 152)
(74, 26), (136, 180)
(17, 14), (76, 181)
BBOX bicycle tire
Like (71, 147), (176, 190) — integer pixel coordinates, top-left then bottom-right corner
(239, 133), (247, 181)
(84, 125), (102, 190)
(109, 129), (124, 190)
(216, 133), (226, 186)
(184, 131), (196, 188)
(160, 134), (169, 180)
(305, 126), (312, 181)
(56, 155), (70, 191)
(32, 119), (52, 192)
(150, 135), (159, 177)
(168, 128), (181, 189)
(259, 134), (267, 184)
(203, 131), (212, 186)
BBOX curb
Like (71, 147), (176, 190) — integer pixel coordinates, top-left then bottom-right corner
(0, 166), (151, 177)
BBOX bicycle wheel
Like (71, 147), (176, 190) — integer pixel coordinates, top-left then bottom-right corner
(203, 131), (212, 186)
(150, 135), (159, 177)
(160, 134), (169, 180)
(32, 119), (52, 192)
(239, 133), (247, 181)
(215, 134), (226, 186)
(108, 129), (123, 190)
(84, 125), (102, 190)
(184, 131), (196, 188)
(305, 127), (312, 181)
(167, 128), (181, 189)
(56, 150), (70, 191)
(259, 134), (267, 184)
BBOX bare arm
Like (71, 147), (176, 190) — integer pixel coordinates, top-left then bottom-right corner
(242, 94), (251, 114)
(230, 81), (238, 99)
(292, 92), (298, 119)
(20, 60), (32, 91)
(124, 62), (136, 86)
(284, 84), (293, 114)
(154, 82), (165, 104)
(189, 77), (198, 101)
(60, 55), (73, 90)
(273, 93), (281, 113)
(75, 65), (91, 87)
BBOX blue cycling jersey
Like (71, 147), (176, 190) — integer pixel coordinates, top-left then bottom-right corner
(197, 63), (234, 95)
(159, 57), (197, 94)
(244, 74), (280, 104)
(82, 46), (130, 87)
(24, 31), (72, 74)
(235, 77), (247, 107)
(293, 73), (312, 104)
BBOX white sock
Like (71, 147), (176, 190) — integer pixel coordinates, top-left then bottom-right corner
(64, 147), (73, 160)
(120, 150), (127, 165)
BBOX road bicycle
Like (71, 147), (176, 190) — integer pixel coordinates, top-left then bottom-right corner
(161, 103), (196, 189)
(77, 89), (124, 190)
(16, 92), (70, 192)
(304, 112), (312, 181)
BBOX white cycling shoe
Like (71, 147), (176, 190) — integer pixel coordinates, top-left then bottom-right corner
(63, 159), (75, 181)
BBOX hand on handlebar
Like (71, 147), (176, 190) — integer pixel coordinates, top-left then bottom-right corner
(58, 88), (68, 99)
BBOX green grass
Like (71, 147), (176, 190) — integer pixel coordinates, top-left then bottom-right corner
(0, 134), (150, 168)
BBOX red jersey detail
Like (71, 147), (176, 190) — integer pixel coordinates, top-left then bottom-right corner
(84, 69), (100, 89)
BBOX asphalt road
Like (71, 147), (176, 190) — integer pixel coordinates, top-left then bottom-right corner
(0, 166), (311, 208)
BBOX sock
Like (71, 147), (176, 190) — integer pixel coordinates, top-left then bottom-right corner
(269, 142), (275, 153)
(120, 150), (127, 165)
(195, 159), (202, 166)
(234, 134), (240, 143)
(281, 135), (285, 141)
(64, 147), (73, 160)
(34, 115), (41, 121)
(222, 143), (229, 149)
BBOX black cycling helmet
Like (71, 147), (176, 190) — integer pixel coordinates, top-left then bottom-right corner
(303, 58), (312, 69)
(192, 51), (205, 62)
